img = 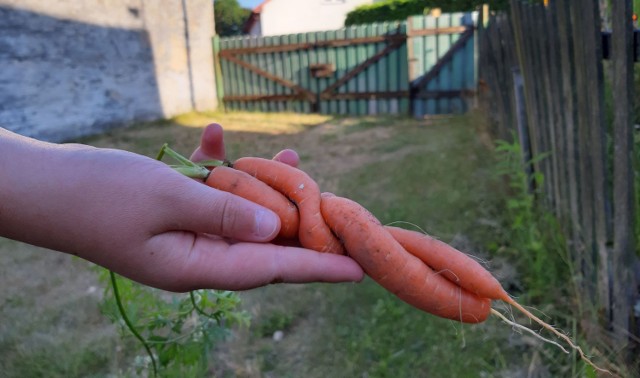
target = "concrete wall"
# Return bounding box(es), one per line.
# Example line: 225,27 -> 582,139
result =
0,0 -> 217,142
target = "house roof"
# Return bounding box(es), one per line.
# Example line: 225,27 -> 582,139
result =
242,0 -> 271,33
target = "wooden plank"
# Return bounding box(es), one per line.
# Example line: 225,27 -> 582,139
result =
308,31 -> 319,113
388,24 -> 401,114
556,0 -> 581,242
316,30 -> 329,114
377,22 -> 389,114
241,37 -> 253,111
407,25 -> 469,37
320,35 -> 404,100
535,4 -> 558,208
416,89 -> 475,99
397,22 -> 410,115
218,34 -> 406,55
408,15 -> 421,117
282,33 -> 294,112
570,0 -> 597,304
610,0 -> 637,347
479,16 -> 506,134
264,35 -> 276,112
524,3 -> 548,194
346,26 -> 358,115
274,35 -> 285,112
289,33 -> 301,113
336,28 -> 348,114
511,1 -> 541,181
412,29 -> 474,96
356,24 -> 367,115
298,32 -> 311,113
440,13 -> 454,113
224,94 -> 307,101
221,51 -> 315,103
546,0 -> 569,218
424,15 -> 437,115
325,91 -> 409,100
212,36 -> 225,110
366,22 -> 377,115
228,37 -> 241,111
256,36 -> 269,112
583,0 -> 611,318
326,29 -> 338,114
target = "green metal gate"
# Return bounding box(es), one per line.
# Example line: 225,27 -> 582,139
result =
215,12 -> 477,117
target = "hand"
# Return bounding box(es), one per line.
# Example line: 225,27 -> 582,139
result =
0,127 -> 364,292
190,123 -> 300,167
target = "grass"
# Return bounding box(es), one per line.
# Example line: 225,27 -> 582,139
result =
1,110 -> 584,377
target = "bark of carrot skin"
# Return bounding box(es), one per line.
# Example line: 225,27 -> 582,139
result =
233,157 -> 345,255
205,166 -> 300,239
385,226 -> 506,300
321,193 -> 491,323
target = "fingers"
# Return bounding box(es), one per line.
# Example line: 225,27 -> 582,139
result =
190,123 -> 225,162
170,177 -> 281,242
191,123 -> 299,168
185,240 -> 364,291
272,148 -> 299,168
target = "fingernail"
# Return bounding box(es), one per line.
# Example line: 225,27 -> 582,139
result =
254,209 -> 279,239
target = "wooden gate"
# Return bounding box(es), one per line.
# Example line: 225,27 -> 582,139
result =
215,12 -> 477,117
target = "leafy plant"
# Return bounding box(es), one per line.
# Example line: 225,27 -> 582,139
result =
344,0 -> 510,26
98,270 -> 249,377
214,0 -> 251,36
493,137 -> 570,301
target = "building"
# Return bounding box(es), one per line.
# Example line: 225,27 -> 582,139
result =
244,0 -> 376,36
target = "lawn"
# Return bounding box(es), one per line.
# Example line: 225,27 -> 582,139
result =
0,111 -> 575,377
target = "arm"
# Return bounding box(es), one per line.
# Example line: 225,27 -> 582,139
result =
0,127 -> 363,291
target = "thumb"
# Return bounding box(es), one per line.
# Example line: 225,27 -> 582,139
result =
170,177 -> 281,242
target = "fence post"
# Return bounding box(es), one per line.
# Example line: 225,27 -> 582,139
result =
512,67 -> 534,192
611,0 -> 639,354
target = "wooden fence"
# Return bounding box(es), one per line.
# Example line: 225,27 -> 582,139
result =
478,0 -> 638,356
214,13 -> 477,118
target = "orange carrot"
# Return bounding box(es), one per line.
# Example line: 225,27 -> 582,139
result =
385,226 -> 615,376
233,157 -> 344,254
385,226 -> 504,300
320,193 -> 491,323
205,166 -> 300,239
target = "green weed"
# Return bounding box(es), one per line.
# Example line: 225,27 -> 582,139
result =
493,137 -> 570,301
97,270 -> 249,377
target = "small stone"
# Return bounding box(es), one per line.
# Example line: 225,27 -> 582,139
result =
272,330 -> 284,342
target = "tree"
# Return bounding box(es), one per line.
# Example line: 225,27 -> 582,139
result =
345,0 -> 510,26
214,0 -> 251,36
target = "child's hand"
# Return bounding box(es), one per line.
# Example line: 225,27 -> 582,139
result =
0,127 -> 364,292
190,123 -> 300,167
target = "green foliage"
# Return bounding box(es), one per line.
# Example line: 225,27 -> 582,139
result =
214,0 -> 251,36
254,311 -> 294,338
344,0 -> 510,26
98,270 -> 249,376
493,137 -> 570,301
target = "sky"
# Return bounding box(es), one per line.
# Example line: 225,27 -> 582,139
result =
238,0 -> 262,10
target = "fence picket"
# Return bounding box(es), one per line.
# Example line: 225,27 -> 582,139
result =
479,0 -> 640,355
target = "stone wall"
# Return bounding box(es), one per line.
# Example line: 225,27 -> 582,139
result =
0,0 -> 217,142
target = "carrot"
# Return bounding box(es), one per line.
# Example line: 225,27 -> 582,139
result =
205,166 -> 299,239
159,143 -> 616,375
233,157 -> 344,254
320,193 -> 491,323
385,226 -> 616,376
385,226 -> 503,299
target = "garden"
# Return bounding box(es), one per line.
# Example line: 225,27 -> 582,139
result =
2,110 -> 623,377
